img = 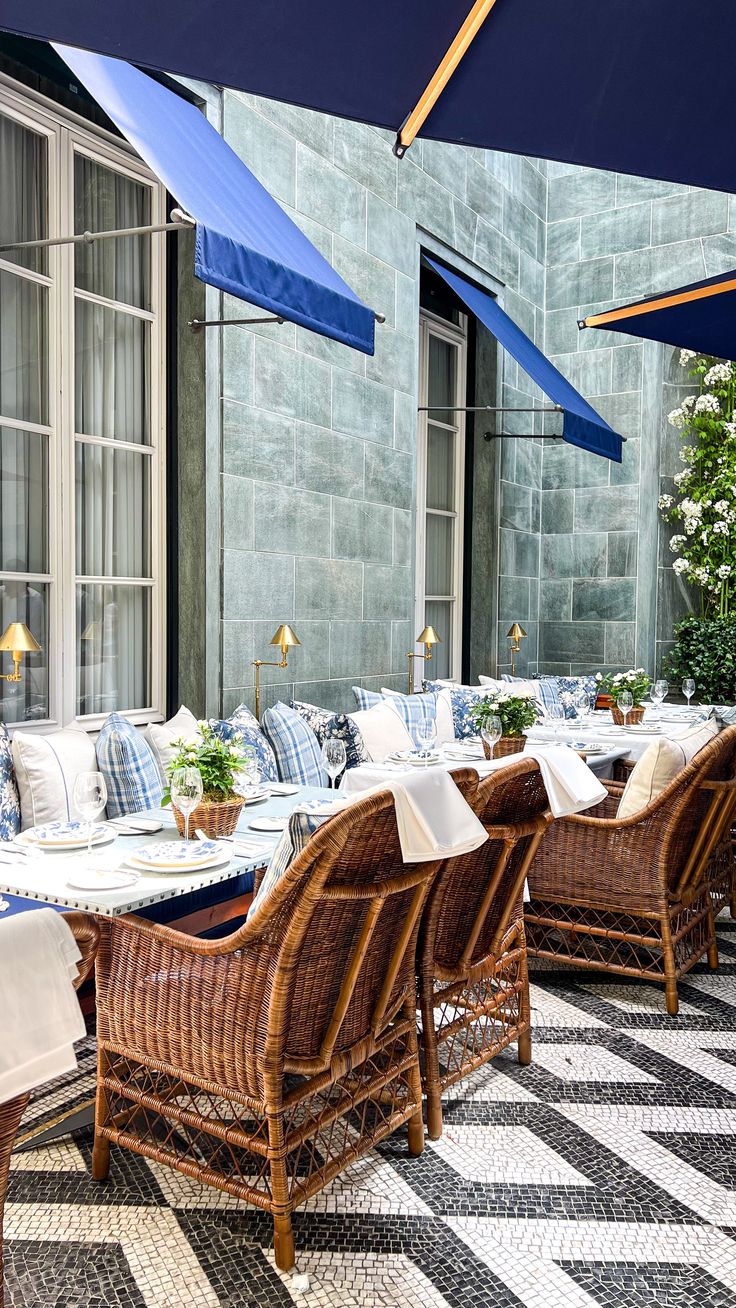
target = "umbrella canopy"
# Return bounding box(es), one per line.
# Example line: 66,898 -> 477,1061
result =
580,271 -> 736,361
1,1 -> 734,192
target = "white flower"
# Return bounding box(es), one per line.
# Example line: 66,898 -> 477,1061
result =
724,422 -> 736,439
684,518 -> 699,535
613,673 -> 623,682
718,563 -> 732,578
713,520 -> 730,535
595,672 -> 602,681
672,558 -> 690,574
704,362 -> 733,387
679,498 -> 702,518
673,470 -> 690,487
678,445 -> 695,463
668,534 -> 686,552
694,393 -> 720,415
658,493 -> 674,510
681,394 -> 696,411
714,499 -> 730,513
667,407 -> 686,429
679,349 -> 697,366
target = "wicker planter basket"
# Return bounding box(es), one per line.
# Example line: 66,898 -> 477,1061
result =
610,705 -> 645,727
173,794 -> 245,839
482,735 -> 526,760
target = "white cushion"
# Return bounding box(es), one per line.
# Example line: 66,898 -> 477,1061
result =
434,688 -> 455,744
147,705 -> 199,779
482,674 -> 542,702
348,701 -> 414,762
618,717 -> 719,819
478,675 -> 507,693
12,728 -> 99,830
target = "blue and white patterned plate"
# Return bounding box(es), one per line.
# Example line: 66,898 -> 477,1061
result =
128,839 -> 223,870
20,821 -> 111,849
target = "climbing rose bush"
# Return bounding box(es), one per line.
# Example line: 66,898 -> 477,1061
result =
659,349 -> 736,618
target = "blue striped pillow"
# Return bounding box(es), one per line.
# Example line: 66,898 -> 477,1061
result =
96,713 -> 163,819
261,702 -> 328,786
352,686 -> 383,711
247,809 -> 325,918
381,689 -> 438,746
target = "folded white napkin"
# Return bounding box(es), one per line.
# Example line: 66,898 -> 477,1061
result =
343,767 -> 487,863
523,745 -> 607,818
0,909 -> 87,1101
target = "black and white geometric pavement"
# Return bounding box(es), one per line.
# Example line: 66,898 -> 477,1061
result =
6,914 -> 736,1307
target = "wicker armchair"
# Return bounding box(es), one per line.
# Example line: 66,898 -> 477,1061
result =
1,912 -> 99,1308
524,726 -> 736,1015
90,785 -> 467,1272
417,758 -> 551,1138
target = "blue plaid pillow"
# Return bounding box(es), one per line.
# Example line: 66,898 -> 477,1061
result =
95,713 -> 163,819
502,675 -> 559,716
210,704 -> 278,782
247,809 -> 325,919
261,702 -> 328,786
0,724 -> 20,841
352,686 -> 383,711
381,689 -> 438,746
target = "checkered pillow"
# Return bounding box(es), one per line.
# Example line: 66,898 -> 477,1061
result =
290,700 -> 368,769
381,689 -> 438,746
95,712 -> 163,819
209,704 -> 278,781
502,674 -> 559,716
352,686 -> 383,711
247,809 -> 325,918
0,723 -> 20,841
261,702 -> 328,785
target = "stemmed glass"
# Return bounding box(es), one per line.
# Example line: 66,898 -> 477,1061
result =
652,679 -> 669,709
682,678 -> 696,708
574,691 -> 591,730
415,719 -> 438,760
547,703 -> 565,738
170,766 -> 203,844
322,738 -> 347,788
618,690 -> 634,728
481,715 -> 502,760
73,771 -> 108,856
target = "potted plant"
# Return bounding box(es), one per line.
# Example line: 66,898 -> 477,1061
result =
470,690 -> 538,758
164,720 -> 254,838
596,669 -> 651,725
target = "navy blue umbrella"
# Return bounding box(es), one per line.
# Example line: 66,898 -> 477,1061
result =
581,271 -> 736,361
0,1 -> 734,193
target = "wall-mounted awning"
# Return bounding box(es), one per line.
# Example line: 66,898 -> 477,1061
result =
580,271 -> 736,361
426,258 -> 621,462
51,45 -> 375,355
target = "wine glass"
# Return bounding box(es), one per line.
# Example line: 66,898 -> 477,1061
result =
652,678 -> 668,707
170,766 -> 203,844
547,703 -> 565,738
481,715 -> 502,760
682,678 -> 695,708
415,719 -> 438,760
618,690 -> 633,728
73,771 -> 108,856
322,738 -> 347,788
574,691 -> 591,729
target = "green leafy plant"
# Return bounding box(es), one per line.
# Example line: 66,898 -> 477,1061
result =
162,721 -> 253,804
659,350 -> 736,618
596,668 -> 651,706
663,616 -> 736,703
470,691 -> 538,738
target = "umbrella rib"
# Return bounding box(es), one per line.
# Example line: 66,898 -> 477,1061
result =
394,0 -> 500,157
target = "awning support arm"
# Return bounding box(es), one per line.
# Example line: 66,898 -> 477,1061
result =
189,309 -> 386,331
0,208 -> 195,254
417,404 -> 563,413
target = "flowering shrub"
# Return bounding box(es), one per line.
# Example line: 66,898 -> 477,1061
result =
470,690 -> 538,738
596,668 -> 651,707
163,720 -> 253,803
660,350 -> 736,617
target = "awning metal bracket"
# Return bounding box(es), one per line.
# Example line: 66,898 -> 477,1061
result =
0,208 -> 195,254
419,402 -> 626,440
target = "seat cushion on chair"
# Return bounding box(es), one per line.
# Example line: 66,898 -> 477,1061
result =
348,700 -> 414,761
617,717 -> 720,818
209,704 -> 278,782
0,723 -> 20,841
12,728 -> 99,829
290,701 -> 368,770
381,688 -> 438,746
261,702 -> 328,785
96,713 -> 163,818
247,809 -> 326,918
148,705 -> 200,779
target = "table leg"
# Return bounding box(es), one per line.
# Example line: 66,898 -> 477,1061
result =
14,1097 -> 96,1153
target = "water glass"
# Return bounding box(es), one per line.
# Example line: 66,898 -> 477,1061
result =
651,679 -> 668,713
481,715 -> 502,759
415,720 -> 438,759
574,691 -> 591,728
547,703 -> 565,737
682,678 -> 695,707
170,766 -> 203,844
618,690 -> 634,727
73,771 -> 108,855
322,738 -> 347,788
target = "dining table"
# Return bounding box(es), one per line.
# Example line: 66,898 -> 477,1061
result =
525,703 -> 712,763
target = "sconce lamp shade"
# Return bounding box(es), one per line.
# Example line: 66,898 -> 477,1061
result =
416,625 -> 441,647
270,623 -> 300,651
0,622 -> 41,653
506,622 -> 527,641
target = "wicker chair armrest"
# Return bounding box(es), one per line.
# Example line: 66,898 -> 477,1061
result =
61,912 -> 100,988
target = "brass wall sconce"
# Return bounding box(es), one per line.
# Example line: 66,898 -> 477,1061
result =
506,622 -> 527,676
0,622 -> 41,682
252,623 -> 300,719
407,625 -> 441,694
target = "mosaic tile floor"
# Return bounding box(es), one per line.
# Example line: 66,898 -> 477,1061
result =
6,914 -> 736,1308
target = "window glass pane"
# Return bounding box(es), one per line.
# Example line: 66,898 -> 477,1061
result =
427,424 -> 455,511
427,333 -> 456,422
75,444 -> 150,578
0,114 -> 47,275
76,583 -> 151,715
0,270 -> 48,426
0,577 -> 48,723
425,600 -> 451,680
425,513 -> 453,597
74,155 -> 151,310
0,426 -> 48,573
75,300 -> 150,443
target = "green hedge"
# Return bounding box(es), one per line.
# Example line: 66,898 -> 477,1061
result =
663,616 -> 736,702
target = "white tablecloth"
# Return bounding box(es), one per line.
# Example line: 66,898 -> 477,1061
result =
527,707 -> 710,762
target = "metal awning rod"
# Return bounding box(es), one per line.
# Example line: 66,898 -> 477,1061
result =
190,309 -> 386,329
417,404 -> 563,413
0,208 -> 195,254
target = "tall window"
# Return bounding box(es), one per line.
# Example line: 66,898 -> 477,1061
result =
0,81 -> 166,728
416,309 -> 467,680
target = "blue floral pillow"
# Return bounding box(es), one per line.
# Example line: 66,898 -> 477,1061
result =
448,688 -> 490,740
290,700 -> 368,770
210,703 -> 278,782
0,723 -> 20,841
554,675 -> 599,719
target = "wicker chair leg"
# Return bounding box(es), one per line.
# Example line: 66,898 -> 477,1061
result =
517,1028 -> 532,1066
407,1034 -> 425,1156
660,912 -> 680,1017
707,903 -> 719,971
1,1092 -> 30,1308
517,939 -> 532,1066
273,1214 -> 295,1273
91,1049 -> 111,1182
418,984 -> 443,1140
91,1133 -> 110,1182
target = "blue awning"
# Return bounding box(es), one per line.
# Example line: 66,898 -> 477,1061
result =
426,259 -> 621,463
581,270 -> 736,361
2,4 -> 736,195
55,45 -> 375,355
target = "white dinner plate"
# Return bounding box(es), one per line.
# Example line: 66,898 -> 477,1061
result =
268,783 -> 299,796
239,790 -> 271,806
125,851 -> 232,876
66,868 -> 139,891
248,817 -> 288,832
18,822 -> 113,851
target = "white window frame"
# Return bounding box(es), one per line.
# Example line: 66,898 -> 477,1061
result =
0,74 -> 167,731
415,308 -> 467,681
